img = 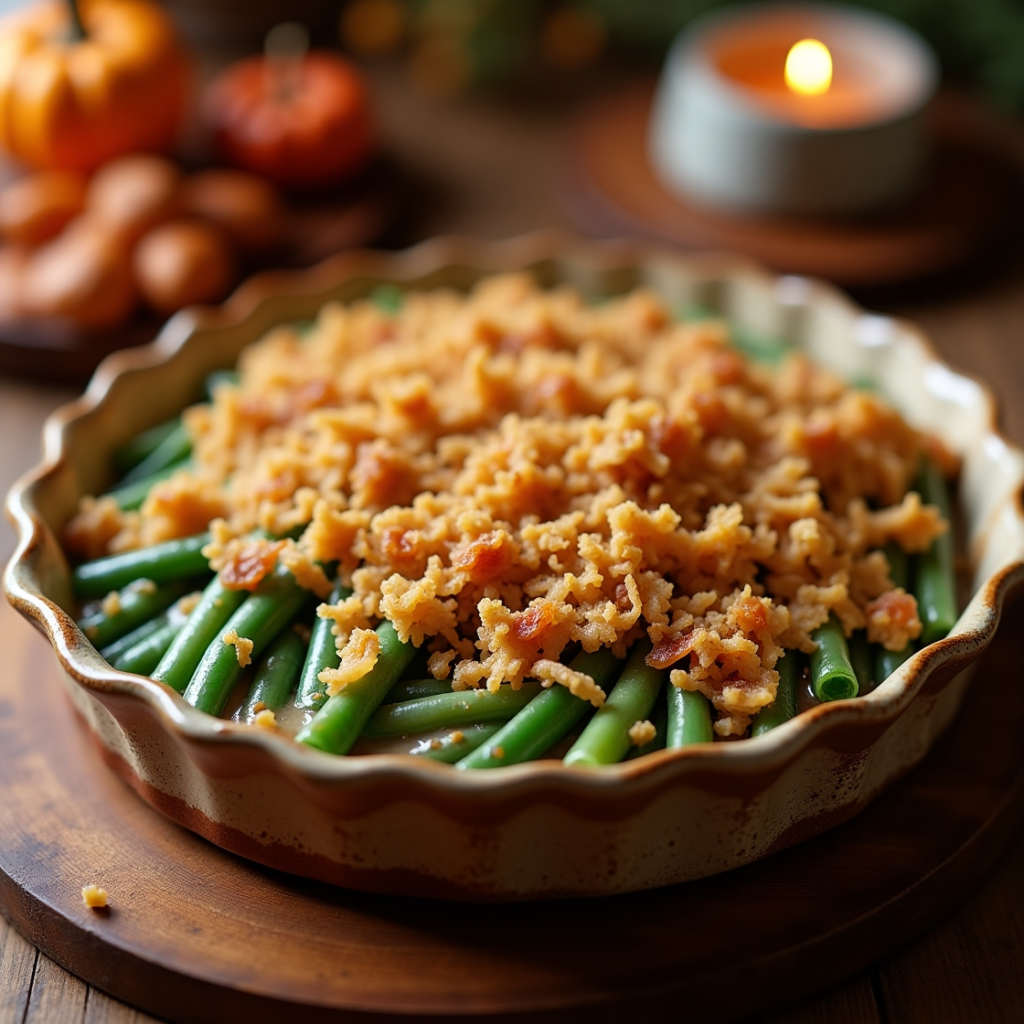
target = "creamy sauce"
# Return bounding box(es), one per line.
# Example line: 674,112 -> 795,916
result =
797,668 -> 822,715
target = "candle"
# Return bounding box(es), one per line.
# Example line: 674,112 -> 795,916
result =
648,2 -> 939,216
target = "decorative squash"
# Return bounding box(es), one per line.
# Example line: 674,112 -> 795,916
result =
0,168 -> 87,246
0,0 -> 189,171
0,245 -> 28,319
203,50 -> 373,190
180,169 -> 284,253
86,153 -> 181,243
23,217 -> 136,328
132,219 -> 236,315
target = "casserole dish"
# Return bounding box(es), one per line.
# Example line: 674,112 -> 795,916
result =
6,233 -> 1024,900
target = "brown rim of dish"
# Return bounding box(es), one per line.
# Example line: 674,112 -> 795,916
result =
5,231 -> 1024,792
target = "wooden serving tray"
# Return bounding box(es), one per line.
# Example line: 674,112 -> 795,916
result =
0,596 -> 1021,1023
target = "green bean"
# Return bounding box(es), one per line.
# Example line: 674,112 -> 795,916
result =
113,600 -> 193,675
875,644 -> 914,684
564,640 -> 664,767
294,580 -> 351,710
275,524 -> 309,543
809,613 -> 859,701
410,723 -> 503,764
679,305 -> 795,364
915,459 -> 958,644
847,630 -> 874,693
241,628 -> 308,719
874,542 -> 915,684
99,611 -> 171,664
183,567 -> 309,716
205,369 -> 240,399
384,677 -> 454,703
78,579 -> 191,649
104,459 -> 190,511
295,620 -> 416,755
151,575 -> 248,693
751,651 -> 802,736
117,421 -> 191,486
885,541 -> 909,590
729,324 -> 791,366
362,683 -> 543,739
455,649 -> 622,770
666,687 -> 713,747
72,533 -> 211,599
113,418 -> 180,475
398,641 -> 430,676
369,283 -> 403,314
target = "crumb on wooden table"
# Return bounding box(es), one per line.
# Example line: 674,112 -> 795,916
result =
81,884 -> 108,909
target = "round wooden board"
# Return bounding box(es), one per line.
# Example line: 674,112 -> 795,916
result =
0,601 -> 1022,1024
566,85 -> 1023,287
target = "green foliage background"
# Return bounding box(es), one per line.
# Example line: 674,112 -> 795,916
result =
400,0 -> 1024,109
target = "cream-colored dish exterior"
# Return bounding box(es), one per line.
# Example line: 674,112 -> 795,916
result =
6,235 -> 1024,900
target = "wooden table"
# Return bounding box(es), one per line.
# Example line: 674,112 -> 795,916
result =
2,65 -> 1023,1022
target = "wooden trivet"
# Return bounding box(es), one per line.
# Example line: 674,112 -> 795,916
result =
566,85 -> 1023,287
0,597 -> 1021,1024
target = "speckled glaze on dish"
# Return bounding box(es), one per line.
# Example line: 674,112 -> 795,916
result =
6,235 -> 1024,901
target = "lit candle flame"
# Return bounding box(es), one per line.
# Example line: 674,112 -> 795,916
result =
785,39 -> 832,96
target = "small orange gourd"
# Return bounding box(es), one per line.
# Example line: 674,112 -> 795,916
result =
23,217 -> 136,328
0,168 -> 87,246
0,0 -> 189,171
132,220 -> 236,315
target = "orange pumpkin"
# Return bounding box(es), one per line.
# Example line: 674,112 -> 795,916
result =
203,51 -> 373,190
0,0 -> 189,171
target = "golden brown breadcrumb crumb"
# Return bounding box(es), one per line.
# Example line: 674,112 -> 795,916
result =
222,628 -> 254,667
319,627 -> 380,695
532,658 -> 606,707
629,720 -> 657,746
81,884 -> 108,909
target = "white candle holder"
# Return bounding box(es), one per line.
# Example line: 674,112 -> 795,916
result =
649,2 -> 939,217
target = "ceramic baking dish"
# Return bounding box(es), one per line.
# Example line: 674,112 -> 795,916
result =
6,233 -> 1024,900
